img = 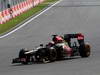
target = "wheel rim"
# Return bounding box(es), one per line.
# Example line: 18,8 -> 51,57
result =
42,57 -> 50,63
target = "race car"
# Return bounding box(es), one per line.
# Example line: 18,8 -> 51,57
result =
12,44 -> 57,64
12,33 -> 91,64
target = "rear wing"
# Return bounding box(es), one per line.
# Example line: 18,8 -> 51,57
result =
64,33 -> 85,47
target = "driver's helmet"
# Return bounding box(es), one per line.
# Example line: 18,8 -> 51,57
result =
53,36 -> 64,43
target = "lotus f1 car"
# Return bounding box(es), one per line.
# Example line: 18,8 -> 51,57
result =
12,33 -> 91,64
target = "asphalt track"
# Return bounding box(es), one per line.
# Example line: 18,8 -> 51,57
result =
0,0 -> 100,75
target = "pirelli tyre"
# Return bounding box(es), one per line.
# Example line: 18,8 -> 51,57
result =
19,49 -> 28,64
42,48 -> 57,63
35,48 -> 50,63
79,44 -> 91,58
49,48 -> 57,62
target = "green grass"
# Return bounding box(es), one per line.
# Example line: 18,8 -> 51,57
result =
0,0 -> 58,35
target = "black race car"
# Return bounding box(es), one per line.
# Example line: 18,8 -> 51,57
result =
12,33 -> 91,64
12,44 -> 57,64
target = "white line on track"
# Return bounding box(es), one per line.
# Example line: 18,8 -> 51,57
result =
0,0 -> 63,39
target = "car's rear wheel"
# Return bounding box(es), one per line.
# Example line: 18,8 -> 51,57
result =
79,44 -> 91,57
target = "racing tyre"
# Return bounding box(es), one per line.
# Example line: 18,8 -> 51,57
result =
79,44 -> 91,57
36,48 -> 50,63
49,48 -> 57,62
19,49 -> 28,64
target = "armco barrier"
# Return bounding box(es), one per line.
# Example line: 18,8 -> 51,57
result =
0,0 -> 45,24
